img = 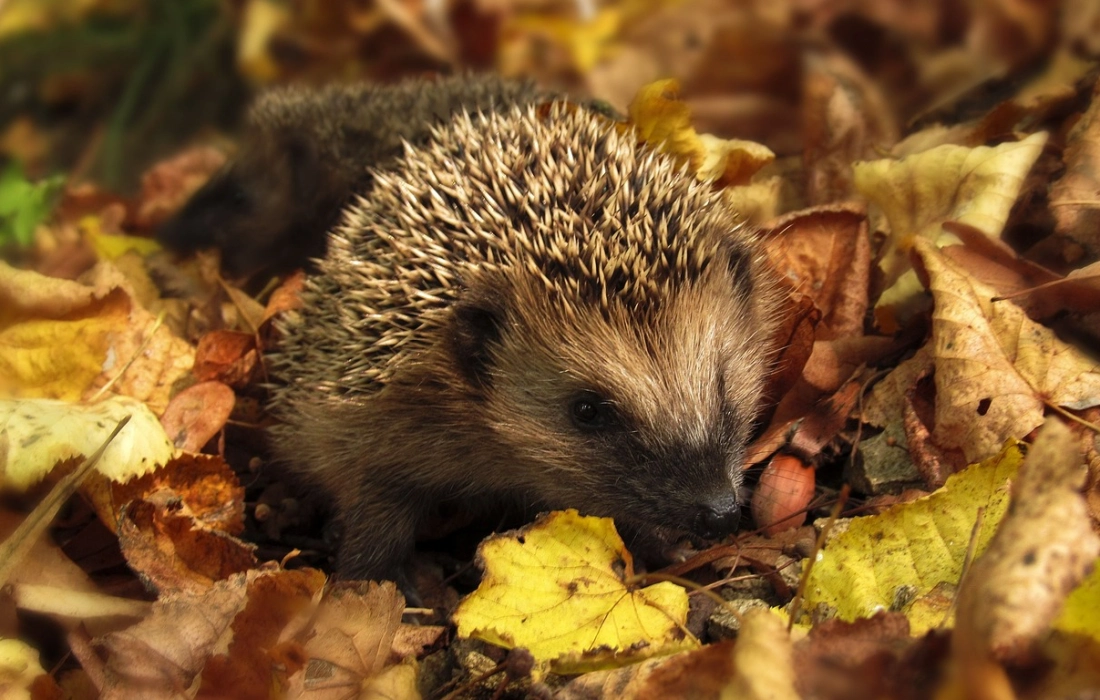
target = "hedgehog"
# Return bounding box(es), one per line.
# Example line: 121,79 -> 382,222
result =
157,74 -> 545,278
266,101 -> 783,582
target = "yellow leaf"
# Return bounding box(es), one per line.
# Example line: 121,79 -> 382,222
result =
453,510 -> 696,676
724,609 -> 799,700
954,419 -> 1100,660
86,217 -> 162,260
854,132 -> 1047,324
0,638 -> 48,700
628,80 -> 774,188
1058,566 -> 1100,641
237,0 -> 289,83
0,396 -> 175,491
804,442 -> 1023,635
0,261 -> 193,413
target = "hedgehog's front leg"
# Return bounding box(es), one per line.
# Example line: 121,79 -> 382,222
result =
335,479 -> 424,583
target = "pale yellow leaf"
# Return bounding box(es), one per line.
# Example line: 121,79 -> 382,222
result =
0,396 -> 175,491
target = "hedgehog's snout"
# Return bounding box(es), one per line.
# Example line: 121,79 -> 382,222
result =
691,493 -> 741,540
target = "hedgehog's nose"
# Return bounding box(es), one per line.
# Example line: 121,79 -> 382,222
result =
692,495 -> 741,540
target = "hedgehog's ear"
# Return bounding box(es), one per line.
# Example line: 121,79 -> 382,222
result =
720,238 -> 756,299
450,277 -> 511,388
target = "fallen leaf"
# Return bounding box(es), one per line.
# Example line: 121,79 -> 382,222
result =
792,613 -> 923,700
910,240 -> 1100,463
557,610 -> 796,700
854,132 -> 1048,330
0,396 -> 174,491
91,571 -> 252,699
133,146 -> 226,230
280,581 -> 443,699
0,261 -> 193,413
804,441 -> 1023,635
802,52 -> 899,205
94,452 -> 246,536
954,419 -> 1100,665
199,569 -> 327,700
762,204 -> 871,339
158,382 -> 235,453
725,608 -> 799,700
117,500 -> 257,596
453,509 -> 697,676
193,331 -> 260,388
629,79 -> 775,188
0,638 -> 59,700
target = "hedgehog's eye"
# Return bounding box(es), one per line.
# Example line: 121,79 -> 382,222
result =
571,391 -> 611,429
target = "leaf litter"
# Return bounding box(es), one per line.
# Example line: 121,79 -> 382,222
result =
3,3 -> 1100,698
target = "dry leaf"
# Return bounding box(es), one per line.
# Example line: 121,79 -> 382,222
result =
762,204 -> 871,339
92,452 -> 246,536
954,419 -> 1100,666
193,331 -> 260,387
913,240 -> 1100,463
281,581 -> 442,699
724,608 -> 798,700
629,79 -> 775,188
158,381 -> 236,453
854,132 -> 1048,331
117,499 -> 256,596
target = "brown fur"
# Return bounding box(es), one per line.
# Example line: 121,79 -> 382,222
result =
267,102 -> 782,580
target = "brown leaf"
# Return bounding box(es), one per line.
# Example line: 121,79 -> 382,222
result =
954,419 -> 1100,670
200,569 -> 328,700
133,147 -> 226,231
158,381 -> 236,453
748,336 -> 897,464
94,573 -> 252,700
193,330 -> 260,387
280,581 -> 443,698
98,453 -> 246,536
802,52 -> 899,205
118,501 -> 256,596
260,270 -> 306,329
1049,72 -> 1100,255
793,613 -> 926,700
911,240 -> 1100,462
762,204 -> 871,339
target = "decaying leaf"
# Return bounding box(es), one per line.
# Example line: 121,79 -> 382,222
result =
866,240 -> 1100,464
91,452 -> 246,536
804,442 -> 1023,635
280,581 -> 443,699
453,509 -> 696,675
157,381 -> 235,452
954,419 -> 1100,665
724,608 -> 799,700
117,500 -> 257,596
1049,72 -> 1100,254
0,396 -> 174,491
761,204 -> 870,339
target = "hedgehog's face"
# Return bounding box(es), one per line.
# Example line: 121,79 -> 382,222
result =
451,252 -> 776,545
